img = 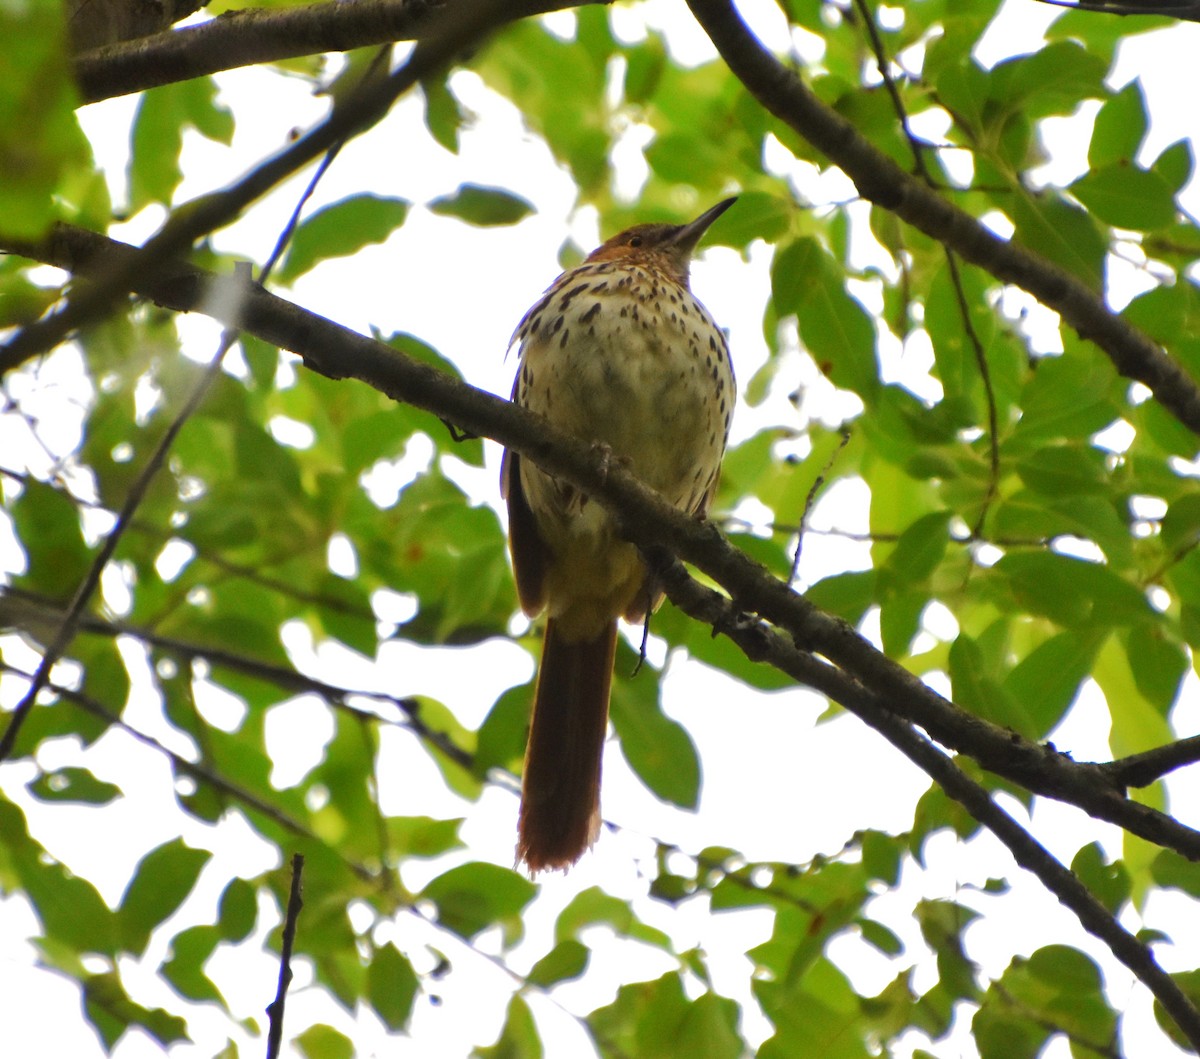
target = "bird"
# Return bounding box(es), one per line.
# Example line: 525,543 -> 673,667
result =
500,198 -> 737,872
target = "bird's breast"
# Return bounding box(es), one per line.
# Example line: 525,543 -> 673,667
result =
515,263 -> 734,506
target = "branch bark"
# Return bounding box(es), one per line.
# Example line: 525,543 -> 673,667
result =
10,220 -> 1200,865
641,553 -> 1200,1051
685,0 -> 1200,439
74,0 -> 609,103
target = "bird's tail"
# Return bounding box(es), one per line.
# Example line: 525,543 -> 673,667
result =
517,617 -> 617,872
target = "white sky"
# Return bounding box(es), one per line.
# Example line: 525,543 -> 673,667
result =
3,0 -> 1200,1055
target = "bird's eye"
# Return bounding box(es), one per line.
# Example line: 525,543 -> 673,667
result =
628,235 -> 643,247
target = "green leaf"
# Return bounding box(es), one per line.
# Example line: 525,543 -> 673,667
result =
526,939 -> 589,987
1154,139 -> 1193,194
1089,82 -> 1147,169
278,194 -> 411,283
996,553 -> 1148,629
218,878 -> 258,942
83,971 -> 189,1050
554,886 -> 673,950
297,1024 -> 355,1059
1071,164 -> 1177,232
476,995 -> 542,1059
1010,351 -> 1118,446
1071,843 -> 1130,914
771,237 -> 879,399
706,189 -> 792,248
386,816 -> 464,859
28,767 -> 120,805
2,797 -> 119,956
429,183 -> 535,227
1002,628 -> 1104,738
986,41 -> 1108,120
1009,189 -> 1106,292
161,925 -> 222,1003
590,974 -> 742,1059
1154,970 -> 1200,1053
367,943 -> 419,1031
10,480 -> 93,600
935,60 -> 988,135
422,74 -> 464,153
421,863 -> 536,944
881,512 -> 952,588
0,4 -> 100,239
1124,622 -> 1187,714
754,958 -> 874,1059
609,642 -> 700,809
129,78 -> 233,210
119,839 -> 212,955
1152,849 -> 1200,898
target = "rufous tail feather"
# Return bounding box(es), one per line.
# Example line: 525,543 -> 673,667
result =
517,618 -> 617,872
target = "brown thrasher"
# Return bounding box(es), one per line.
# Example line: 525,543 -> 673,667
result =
501,198 -> 737,872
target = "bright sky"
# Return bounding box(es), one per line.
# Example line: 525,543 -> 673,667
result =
3,0 -> 1200,1055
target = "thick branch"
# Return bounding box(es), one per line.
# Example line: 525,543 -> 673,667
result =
74,0 -> 608,103
636,556 -> 1200,1050
685,0 -> 1200,438
9,221 -> 1200,864
1,0 -> 513,373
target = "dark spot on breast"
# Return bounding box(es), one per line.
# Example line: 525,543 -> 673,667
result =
581,302 -> 602,323
550,314 -> 565,335
560,328 -> 571,349
559,282 -> 590,310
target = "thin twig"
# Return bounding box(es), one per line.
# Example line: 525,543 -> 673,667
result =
1103,735 -> 1200,790
1,0 -> 509,373
684,0 -> 1200,438
265,853 -> 305,1059
788,430 -> 849,588
852,0 -> 1000,537
0,584 -> 477,771
0,318 -> 242,761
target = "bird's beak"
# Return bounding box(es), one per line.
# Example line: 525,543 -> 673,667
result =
671,197 -> 738,253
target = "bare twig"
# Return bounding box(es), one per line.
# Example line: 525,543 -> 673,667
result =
0,584 -> 477,770
0,316 -> 241,761
1103,735 -> 1200,789
265,853 -> 305,1059
787,430 -> 849,588
852,0 -> 1000,537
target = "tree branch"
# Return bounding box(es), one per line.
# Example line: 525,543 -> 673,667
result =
9,221 -> 1200,866
1,0 -> 514,374
684,0 -> 1200,438
73,0 -> 610,103
0,583 -> 477,772
646,552 -> 1200,1050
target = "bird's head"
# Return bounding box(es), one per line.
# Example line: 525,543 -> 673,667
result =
585,197 -> 737,285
